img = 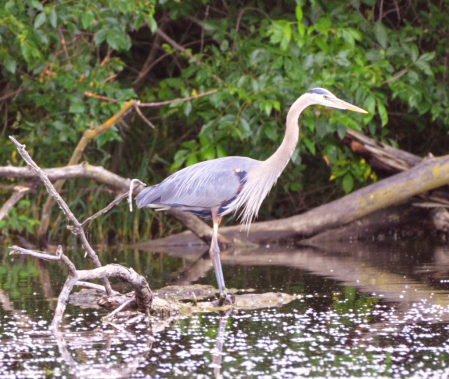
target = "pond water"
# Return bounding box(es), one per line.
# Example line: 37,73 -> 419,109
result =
2,239 -> 449,378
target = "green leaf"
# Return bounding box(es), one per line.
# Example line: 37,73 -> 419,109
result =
264,102 -> 272,116
376,99 -> 388,126
106,31 -> 120,50
34,12 -> 46,29
363,95 -> 376,115
186,154 -> 198,166
295,5 -> 303,22
409,44 -> 419,62
201,146 -> 215,160
68,102 -> 86,114
336,123 -> 347,138
374,22 -> 388,49
415,60 -> 433,76
220,39 -> 229,51
304,138 -> 316,155
3,56 -> 16,73
238,117 -> 251,137
49,8 -> 57,28
81,11 -> 94,30
184,101 -> 192,116
418,52 -> 435,62
216,144 -> 227,158
315,37 -> 329,53
164,78 -> 183,89
342,173 -> 354,193
96,128 -> 121,148
94,29 -> 107,45
30,0 -> 44,11
147,14 -> 157,33
280,23 -> 292,51
347,27 -> 362,41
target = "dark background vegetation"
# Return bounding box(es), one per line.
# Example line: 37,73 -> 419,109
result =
1,0 -> 448,244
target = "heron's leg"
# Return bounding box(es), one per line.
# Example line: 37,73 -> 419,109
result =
210,208 -> 226,294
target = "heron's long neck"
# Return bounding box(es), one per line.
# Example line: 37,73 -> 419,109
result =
229,94 -> 313,227
265,95 -> 312,172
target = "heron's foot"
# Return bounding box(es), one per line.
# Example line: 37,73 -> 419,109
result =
218,291 -> 235,307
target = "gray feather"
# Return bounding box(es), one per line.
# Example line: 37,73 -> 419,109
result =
136,156 -> 259,213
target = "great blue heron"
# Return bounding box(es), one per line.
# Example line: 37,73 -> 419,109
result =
136,88 -> 367,303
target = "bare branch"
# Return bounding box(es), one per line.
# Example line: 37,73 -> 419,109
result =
57,27 -> 73,69
9,136 -> 113,295
134,105 -> 156,129
81,191 -> 129,228
102,297 -> 135,322
84,91 -> 117,102
382,69 -> 407,85
139,89 -> 217,107
0,160 -> 217,247
10,245 -> 77,275
75,281 -> 110,292
0,86 -> 27,103
76,265 -> 153,312
156,28 -> 223,84
10,245 -> 61,261
10,244 -> 152,328
0,163 -> 133,191
9,138 -> 81,227
0,185 -> 32,222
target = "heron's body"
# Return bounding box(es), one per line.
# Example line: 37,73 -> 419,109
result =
136,156 -> 258,219
136,88 -> 367,303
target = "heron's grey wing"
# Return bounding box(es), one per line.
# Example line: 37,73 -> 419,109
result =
136,157 -> 258,210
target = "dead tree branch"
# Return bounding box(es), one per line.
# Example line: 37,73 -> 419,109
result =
9,244 -> 153,330
0,162 -> 225,246
0,185 -> 33,222
9,136 -> 114,295
80,192 -> 129,228
138,89 -> 218,107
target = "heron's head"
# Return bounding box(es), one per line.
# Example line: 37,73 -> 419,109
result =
306,88 -> 368,113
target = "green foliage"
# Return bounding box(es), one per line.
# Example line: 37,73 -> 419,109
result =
1,0 -> 449,240
0,200 -> 40,239
0,0 -> 155,163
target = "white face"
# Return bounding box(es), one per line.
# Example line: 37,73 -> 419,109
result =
309,90 -> 367,113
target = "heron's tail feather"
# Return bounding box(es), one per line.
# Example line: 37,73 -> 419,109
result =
135,186 -> 160,208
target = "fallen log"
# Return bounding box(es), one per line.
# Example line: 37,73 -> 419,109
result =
342,128 -> 423,174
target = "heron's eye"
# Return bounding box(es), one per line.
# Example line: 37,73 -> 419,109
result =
323,95 -> 327,99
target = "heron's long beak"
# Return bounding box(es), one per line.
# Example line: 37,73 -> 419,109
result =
332,98 -> 368,114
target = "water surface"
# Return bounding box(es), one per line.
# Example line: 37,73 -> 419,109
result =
2,240 -> 449,377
